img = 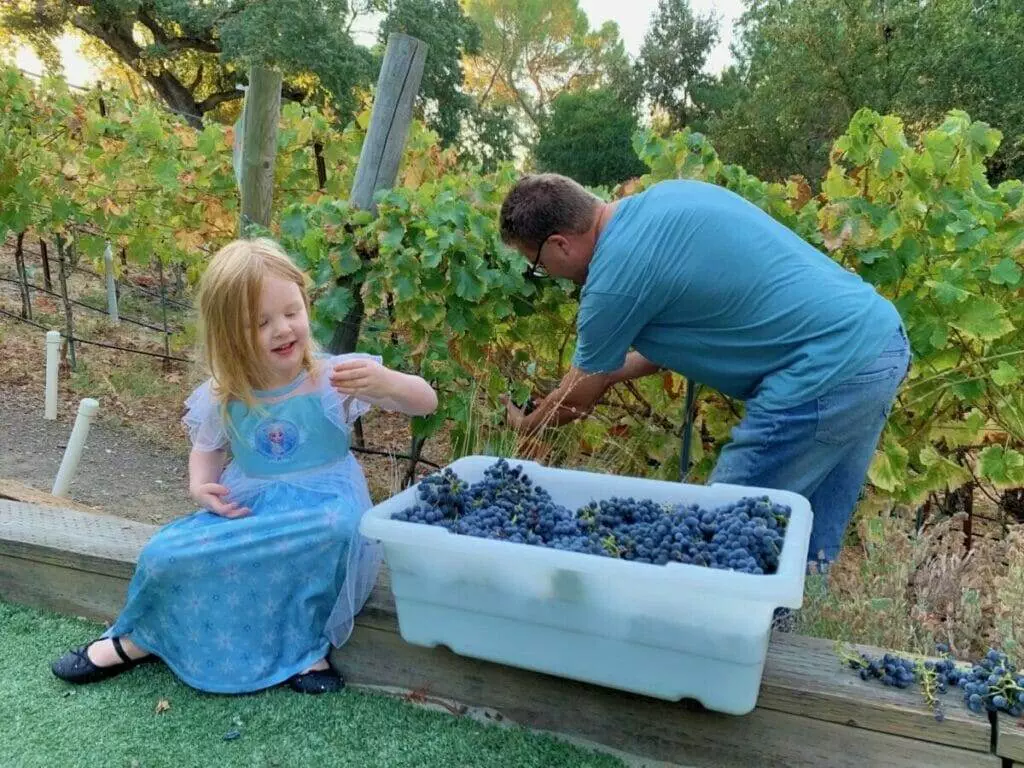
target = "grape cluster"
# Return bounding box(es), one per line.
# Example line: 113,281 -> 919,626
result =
943,646 -> 1024,717
843,642 -> 1024,721
849,652 -> 918,689
391,459 -> 791,574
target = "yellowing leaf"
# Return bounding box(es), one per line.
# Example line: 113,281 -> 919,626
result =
868,437 -> 909,492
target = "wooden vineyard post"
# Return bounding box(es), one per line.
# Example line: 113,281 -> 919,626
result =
238,67 -> 282,234
14,232 -> 31,320
40,239 -> 52,291
328,32 -> 428,357
155,257 -> 171,370
55,234 -> 76,370
103,241 -> 119,325
326,33 -> 428,475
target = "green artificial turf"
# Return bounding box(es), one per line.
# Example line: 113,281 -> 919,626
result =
0,601 -> 623,768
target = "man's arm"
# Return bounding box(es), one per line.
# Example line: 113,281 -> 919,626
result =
608,351 -> 661,385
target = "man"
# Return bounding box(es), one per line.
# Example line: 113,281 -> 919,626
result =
499,173 -> 910,563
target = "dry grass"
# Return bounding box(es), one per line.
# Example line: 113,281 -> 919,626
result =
795,500 -> 1024,665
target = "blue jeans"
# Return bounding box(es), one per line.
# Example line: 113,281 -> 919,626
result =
709,327 -> 911,564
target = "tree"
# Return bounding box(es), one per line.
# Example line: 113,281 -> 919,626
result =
376,0 -> 482,146
533,88 -> 646,187
462,0 -> 629,131
2,0 -> 375,127
635,0 -> 720,131
706,0 -> 1024,183
900,0 -> 1024,181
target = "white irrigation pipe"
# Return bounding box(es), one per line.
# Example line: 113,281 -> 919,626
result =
52,397 -> 99,497
44,329 -> 60,420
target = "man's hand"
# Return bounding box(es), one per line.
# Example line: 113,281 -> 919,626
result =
502,396 -> 527,430
505,367 -> 613,436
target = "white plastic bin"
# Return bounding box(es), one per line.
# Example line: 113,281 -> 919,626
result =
359,455 -> 812,715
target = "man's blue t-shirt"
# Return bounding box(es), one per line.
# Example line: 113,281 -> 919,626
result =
572,179 -> 903,410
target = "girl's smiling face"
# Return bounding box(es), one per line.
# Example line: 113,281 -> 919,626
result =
257,275 -> 310,387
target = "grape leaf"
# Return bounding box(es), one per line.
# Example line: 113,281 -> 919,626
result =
990,258 -> 1022,286
868,438 -> 909,492
950,297 -> 1014,340
992,361 -> 1022,387
978,445 -> 1024,488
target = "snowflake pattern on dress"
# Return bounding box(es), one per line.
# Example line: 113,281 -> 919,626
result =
103,353 -> 386,694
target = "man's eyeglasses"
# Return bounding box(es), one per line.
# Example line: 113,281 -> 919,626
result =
526,234 -> 551,280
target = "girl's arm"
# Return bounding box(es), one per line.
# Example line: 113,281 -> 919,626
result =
189,448 -> 250,518
329,359 -> 438,417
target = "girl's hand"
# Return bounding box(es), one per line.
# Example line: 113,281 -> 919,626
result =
330,359 -> 397,400
192,482 -> 250,518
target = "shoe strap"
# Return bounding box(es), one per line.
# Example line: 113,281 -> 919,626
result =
110,636 -> 134,665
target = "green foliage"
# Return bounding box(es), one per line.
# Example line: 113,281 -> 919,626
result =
533,89 -> 646,187
2,1 -> 374,125
705,0 -> 1024,185
462,0 -> 630,131
4,65 -> 1022,507
278,162 -> 576,448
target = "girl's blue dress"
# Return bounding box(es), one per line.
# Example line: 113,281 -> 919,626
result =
103,353 -> 384,694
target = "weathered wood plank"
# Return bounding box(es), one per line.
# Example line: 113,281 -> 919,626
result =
0,553 -> 129,624
238,66 -> 282,233
997,712 -> 1024,763
0,479 -> 101,514
335,625 -> 999,768
0,501 -> 999,764
0,499 -> 153,579
759,633 -> 990,753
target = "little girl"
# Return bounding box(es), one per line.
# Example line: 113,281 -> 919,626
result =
50,237 -> 437,694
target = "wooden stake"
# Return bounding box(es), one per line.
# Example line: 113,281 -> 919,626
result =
14,232 -> 31,320
55,234 -> 76,370
238,67 -> 282,234
329,32 -> 428,356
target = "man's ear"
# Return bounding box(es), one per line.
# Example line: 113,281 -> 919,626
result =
547,234 -> 570,252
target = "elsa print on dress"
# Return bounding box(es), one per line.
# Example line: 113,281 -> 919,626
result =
254,417 -> 301,461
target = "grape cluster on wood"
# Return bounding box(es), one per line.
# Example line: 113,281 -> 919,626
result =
391,459 -> 791,574
843,642 -> 1024,721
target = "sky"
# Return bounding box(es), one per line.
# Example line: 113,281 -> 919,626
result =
14,0 -> 745,89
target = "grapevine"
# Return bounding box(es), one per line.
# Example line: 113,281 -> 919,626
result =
2,65 -> 1022,508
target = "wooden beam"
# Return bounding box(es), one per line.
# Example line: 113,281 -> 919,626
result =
0,501 -> 1002,767
997,712 -> 1024,763
238,66 -> 282,234
336,628 -> 999,768
0,479 -> 101,515
329,32 -> 428,355
349,33 -> 428,213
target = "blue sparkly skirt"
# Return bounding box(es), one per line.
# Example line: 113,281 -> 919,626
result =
104,455 -> 380,694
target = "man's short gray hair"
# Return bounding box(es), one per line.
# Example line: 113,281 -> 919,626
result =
499,173 -> 601,250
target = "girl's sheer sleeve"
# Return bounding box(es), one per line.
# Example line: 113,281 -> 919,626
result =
181,379 -> 229,451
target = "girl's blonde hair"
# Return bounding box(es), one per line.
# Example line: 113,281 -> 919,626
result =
197,237 -> 318,408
